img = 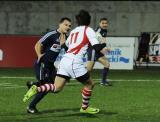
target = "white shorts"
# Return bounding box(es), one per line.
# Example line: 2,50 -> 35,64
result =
57,55 -> 87,78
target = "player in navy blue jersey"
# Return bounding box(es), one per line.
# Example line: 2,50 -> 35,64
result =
87,18 -> 112,86
25,17 -> 71,114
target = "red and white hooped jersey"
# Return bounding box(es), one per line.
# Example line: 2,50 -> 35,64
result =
65,26 -> 99,60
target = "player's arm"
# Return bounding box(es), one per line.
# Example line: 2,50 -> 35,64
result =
61,33 -> 71,51
35,41 -> 44,62
96,31 -> 110,52
60,33 -> 68,51
35,33 -> 51,62
96,32 -> 107,44
86,27 -> 106,54
36,32 -> 54,61
35,41 -> 43,57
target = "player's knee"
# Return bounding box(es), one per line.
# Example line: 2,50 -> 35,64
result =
86,80 -> 95,88
104,63 -> 110,68
87,66 -> 92,72
53,87 -> 62,93
53,89 -> 61,93
87,68 -> 92,73
53,85 -> 63,93
91,81 -> 95,88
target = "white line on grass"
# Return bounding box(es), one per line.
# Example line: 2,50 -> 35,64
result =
0,83 -> 12,85
0,76 -> 160,89
0,84 -> 15,86
0,76 -> 160,82
0,83 -> 25,88
4,86 -> 25,88
0,76 -> 35,79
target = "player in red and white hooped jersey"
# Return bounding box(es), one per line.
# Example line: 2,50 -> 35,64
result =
57,25 -> 100,79
23,10 -> 106,114
66,26 -> 99,58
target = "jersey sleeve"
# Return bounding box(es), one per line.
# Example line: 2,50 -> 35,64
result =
86,27 -> 100,46
95,32 -> 103,42
96,28 -> 107,37
38,32 -> 52,46
96,30 -> 107,44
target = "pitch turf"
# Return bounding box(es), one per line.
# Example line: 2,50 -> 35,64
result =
0,67 -> 160,122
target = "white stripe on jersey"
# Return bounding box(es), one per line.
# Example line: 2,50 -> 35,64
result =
96,28 -> 101,33
39,30 -> 57,43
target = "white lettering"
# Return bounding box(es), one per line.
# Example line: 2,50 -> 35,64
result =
149,44 -> 160,56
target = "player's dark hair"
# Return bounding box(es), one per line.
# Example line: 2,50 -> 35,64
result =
59,17 -> 71,23
100,18 -> 108,22
75,10 -> 91,26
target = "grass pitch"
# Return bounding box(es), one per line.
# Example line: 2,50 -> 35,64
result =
0,67 -> 160,122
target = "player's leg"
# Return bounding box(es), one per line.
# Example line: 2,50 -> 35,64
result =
27,75 -> 54,114
34,58 -> 71,93
27,75 -> 67,113
98,56 -> 112,86
23,76 -> 68,102
23,57 -> 70,102
73,61 -> 99,114
27,92 -> 48,113
86,61 -> 95,73
26,60 -> 43,89
58,56 -> 99,114
25,61 -> 42,113
27,62 -> 55,113
27,62 -> 49,113
76,73 -> 100,114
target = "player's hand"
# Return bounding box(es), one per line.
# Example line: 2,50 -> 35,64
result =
37,53 -> 45,63
60,33 -> 66,45
106,47 -> 111,52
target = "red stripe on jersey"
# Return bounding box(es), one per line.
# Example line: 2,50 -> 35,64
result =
74,32 -> 79,43
67,26 -> 89,54
70,33 -> 74,44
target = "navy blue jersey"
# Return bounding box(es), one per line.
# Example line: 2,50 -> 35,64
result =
87,27 -> 107,61
39,29 -> 63,63
95,27 -> 108,37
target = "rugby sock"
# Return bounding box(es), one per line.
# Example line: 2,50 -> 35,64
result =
102,67 -> 109,83
37,83 -> 55,92
81,88 -> 92,110
29,92 -> 48,108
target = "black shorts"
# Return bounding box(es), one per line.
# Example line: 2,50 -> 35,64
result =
76,72 -> 90,83
34,58 -> 56,83
56,72 -> 90,83
87,47 -> 104,61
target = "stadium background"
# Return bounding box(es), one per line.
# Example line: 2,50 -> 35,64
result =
0,1 -> 160,68
0,1 -> 160,36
